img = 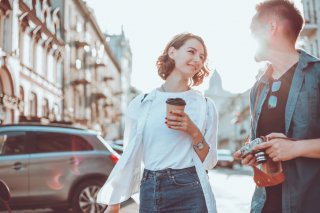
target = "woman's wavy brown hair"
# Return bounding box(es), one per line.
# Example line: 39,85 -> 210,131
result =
156,33 -> 210,86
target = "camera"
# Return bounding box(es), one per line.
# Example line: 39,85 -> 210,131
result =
239,138 -> 267,164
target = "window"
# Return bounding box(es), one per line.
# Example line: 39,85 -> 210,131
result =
312,0 -> 317,24
19,28 -> 24,61
306,2 -> 311,23
29,92 -> 37,117
32,132 -> 93,153
31,39 -> 38,71
0,11 -> 4,49
47,54 -> 53,81
43,47 -> 48,78
0,132 -> 26,155
23,32 -> 30,66
19,86 -> 24,115
36,42 -> 43,74
42,98 -> 49,118
53,103 -> 60,120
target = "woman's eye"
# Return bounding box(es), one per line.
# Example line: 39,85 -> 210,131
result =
188,50 -> 195,54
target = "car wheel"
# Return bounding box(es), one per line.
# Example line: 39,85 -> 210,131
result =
71,179 -> 107,213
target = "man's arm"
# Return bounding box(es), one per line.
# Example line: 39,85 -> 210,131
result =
253,133 -> 320,162
295,138 -> 320,158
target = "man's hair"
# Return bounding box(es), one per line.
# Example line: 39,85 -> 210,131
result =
156,33 -> 210,86
256,0 -> 304,41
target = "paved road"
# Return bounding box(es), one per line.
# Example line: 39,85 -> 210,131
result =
0,199 -> 137,213
1,165 -> 255,213
210,165 -> 255,213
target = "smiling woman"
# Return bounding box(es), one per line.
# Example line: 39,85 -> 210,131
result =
97,32 -> 219,213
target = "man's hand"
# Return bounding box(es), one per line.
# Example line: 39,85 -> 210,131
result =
253,133 -> 298,162
233,150 -> 256,166
104,204 -> 120,213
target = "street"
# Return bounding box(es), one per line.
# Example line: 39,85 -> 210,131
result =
210,166 -> 255,213
0,165 -> 255,213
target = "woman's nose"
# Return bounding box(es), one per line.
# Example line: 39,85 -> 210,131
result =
193,54 -> 202,64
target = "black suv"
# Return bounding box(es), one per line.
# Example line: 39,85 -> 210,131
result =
0,124 -> 120,213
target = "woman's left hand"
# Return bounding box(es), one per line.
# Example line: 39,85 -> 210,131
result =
165,109 -> 199,137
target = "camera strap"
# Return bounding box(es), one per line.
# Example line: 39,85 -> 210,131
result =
253,164 -> 285,187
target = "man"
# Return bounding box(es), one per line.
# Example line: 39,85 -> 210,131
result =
234,1 -> 320,213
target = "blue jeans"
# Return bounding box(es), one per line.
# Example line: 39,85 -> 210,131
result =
139,166 -> 208,213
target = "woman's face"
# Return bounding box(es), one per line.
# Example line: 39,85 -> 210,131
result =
169,38 -> 205,78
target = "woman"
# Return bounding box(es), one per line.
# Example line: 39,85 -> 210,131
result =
97,33 -> 218,213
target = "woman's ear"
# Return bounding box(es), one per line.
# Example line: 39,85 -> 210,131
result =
168,46 -> 176,59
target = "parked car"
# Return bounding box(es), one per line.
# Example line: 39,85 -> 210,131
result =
109,139 -> 124,155
216,149 -> 235,169
0,124 -> 120,213
0,178 -> 11,212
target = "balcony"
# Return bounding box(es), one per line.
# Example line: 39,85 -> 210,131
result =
74,40 -> 89,48
103,76 -> 113,82
94,60 -> 106,69
70,70 -> 92,85
301,22 -> 317,37
92,84 -> 107,99
74,107 -> 91,124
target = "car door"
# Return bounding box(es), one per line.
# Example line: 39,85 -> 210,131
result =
28,131 -> 75,204
0,131 -> 29,205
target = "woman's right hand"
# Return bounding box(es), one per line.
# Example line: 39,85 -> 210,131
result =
104,204 -> 120,213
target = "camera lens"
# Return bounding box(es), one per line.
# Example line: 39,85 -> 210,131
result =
255,151 -> 267,164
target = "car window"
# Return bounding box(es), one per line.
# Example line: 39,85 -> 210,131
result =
0,132 -> 26,155
32,132 -> 93,153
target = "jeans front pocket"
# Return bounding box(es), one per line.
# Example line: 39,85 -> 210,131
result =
171,170 -> 199,187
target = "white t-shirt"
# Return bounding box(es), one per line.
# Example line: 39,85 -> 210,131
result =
143,89 -> 200,170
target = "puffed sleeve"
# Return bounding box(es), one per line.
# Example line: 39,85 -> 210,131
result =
96,94 -> 145,205
201,97 -> 218,170
123,93 -> 146,148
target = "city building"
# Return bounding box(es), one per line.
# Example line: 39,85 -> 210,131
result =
0,0 -> 64,124
52,0 -> 123,138
299,0 -> 320,57
205,70 -> 250,151
105,28 -> 133,138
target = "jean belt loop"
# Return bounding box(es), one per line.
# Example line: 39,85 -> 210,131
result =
143,169 -> 149,181
167,168 -> 172,178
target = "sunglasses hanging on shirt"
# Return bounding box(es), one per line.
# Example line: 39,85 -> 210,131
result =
268,80 -> 281,109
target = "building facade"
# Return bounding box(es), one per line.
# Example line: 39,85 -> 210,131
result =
53,0 -> 123,138
205,70 -> 250,151
0,0 -> 64,125
1,0 -> 133,141
106,28 -> 133,137
299,0 -> 320,57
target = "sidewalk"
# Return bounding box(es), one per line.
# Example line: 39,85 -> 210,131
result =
120,198 -> 139,213
0,198 -> 139,213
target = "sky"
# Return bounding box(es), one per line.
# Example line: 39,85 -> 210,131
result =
87,0 -> 303,94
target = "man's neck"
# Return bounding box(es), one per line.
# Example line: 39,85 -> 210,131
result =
269,49 -> 299,79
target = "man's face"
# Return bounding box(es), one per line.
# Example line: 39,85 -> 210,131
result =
250,14 -> 269,62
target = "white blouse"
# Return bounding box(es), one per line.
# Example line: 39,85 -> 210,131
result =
97,89 -> 218,213
143,89 -> 199,170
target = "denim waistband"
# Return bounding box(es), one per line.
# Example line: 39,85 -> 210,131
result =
143,166 -> 196,179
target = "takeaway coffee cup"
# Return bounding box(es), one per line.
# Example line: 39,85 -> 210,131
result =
165,98 -> 186,117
